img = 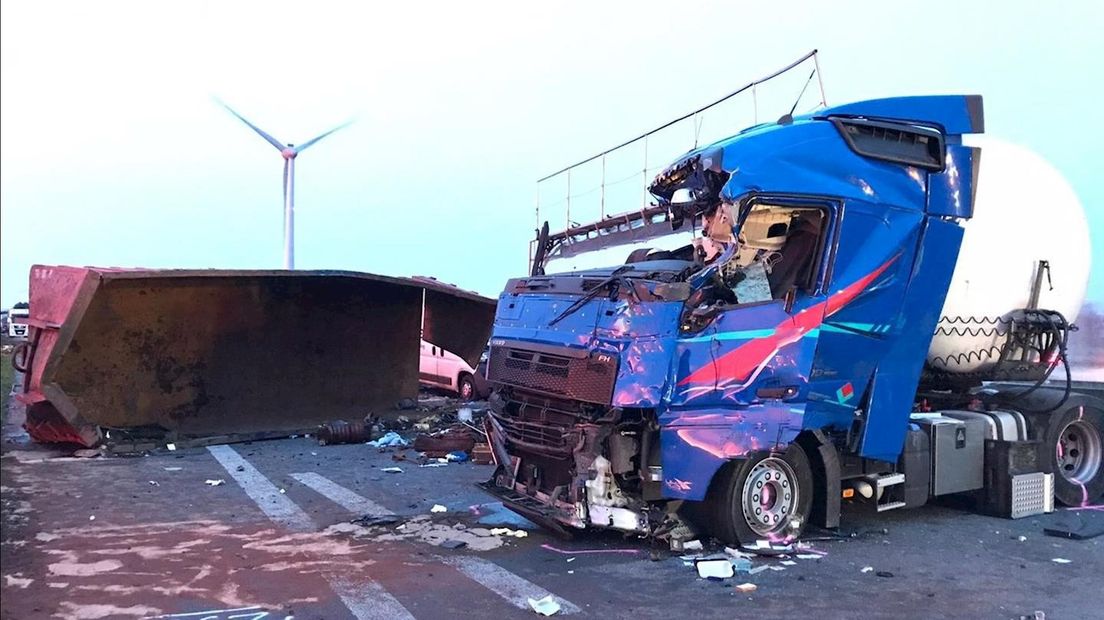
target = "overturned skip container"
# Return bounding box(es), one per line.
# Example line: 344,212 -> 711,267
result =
14,265 -> 494,446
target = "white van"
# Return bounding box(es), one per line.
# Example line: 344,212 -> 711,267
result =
419,340 -> 481,400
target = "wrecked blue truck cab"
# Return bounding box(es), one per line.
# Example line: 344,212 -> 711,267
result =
481,96 -> 985,543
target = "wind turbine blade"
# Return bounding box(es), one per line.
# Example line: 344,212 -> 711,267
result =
216,99 -> 287,151
293,120 -> 354,153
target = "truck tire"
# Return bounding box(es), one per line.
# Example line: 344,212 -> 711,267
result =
708,445 -> 813,544
1035,399 -> 1104,506
458,374 -> 476,401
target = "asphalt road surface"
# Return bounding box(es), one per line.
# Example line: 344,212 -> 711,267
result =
3,421 -> 1102,619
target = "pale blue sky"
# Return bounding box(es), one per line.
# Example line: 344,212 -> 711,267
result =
2,1 -> 1101,308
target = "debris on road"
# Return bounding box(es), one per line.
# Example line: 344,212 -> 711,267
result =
368,432 -> 409,449
446,450 -> 469,462
735,583 -> 758,593
528,594 -> 562,616
148,481 -> 159,486
440,539 -> 467,550
163,467 -> 182,472
413,427 -> 476,457
540,544 -> 640,556
317,419 -> 374,445
166,443 -> 176,451
695,558 -> 735,579
204,479 -> 225,486
861,566 -> 874,573
72,449 -> 100,458
491,527 -> 528,538
682,540 -> 703,551
1051,558 -> 1072,564
431,504 -> 448,513
352,514 -> 401,527
381,467 -> 403,474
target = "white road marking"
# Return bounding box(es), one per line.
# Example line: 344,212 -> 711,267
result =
206,446 -> 415,620
442,556 -> 581,614
206,445 -> 314,532
290,472 -> 393,517
328,577 -> 416,620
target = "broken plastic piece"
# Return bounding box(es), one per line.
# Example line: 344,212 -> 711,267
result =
682,540 -> 703,551
1051,558 -> 1072,564
528,595 -> 562,616
166,443 -> 176,451
381,467 -> 403,474
204,479 -> 225,486
861,566 -> 874,573
735,583 -> 757,593
431,504 -> 448,513
368,432 -> 409,448
446,450 -> 469,462
696,558 -> 735,579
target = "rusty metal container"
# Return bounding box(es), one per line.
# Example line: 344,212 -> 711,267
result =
15,266 -> 494,447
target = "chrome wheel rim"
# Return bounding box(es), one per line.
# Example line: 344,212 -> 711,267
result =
1056,419 -> 1102,485
741,457 -> 799,536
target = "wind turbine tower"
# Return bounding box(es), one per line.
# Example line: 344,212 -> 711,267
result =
219,102 -> 351,269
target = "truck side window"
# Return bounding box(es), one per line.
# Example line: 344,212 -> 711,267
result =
737,203 -> 829,299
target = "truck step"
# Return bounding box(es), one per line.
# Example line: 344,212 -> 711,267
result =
874,473 -> 905,488
876,500 -> 907,512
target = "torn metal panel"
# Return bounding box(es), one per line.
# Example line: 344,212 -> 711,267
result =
17,266 -> 494,446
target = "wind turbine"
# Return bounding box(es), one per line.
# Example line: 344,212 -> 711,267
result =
219,101 -> 352,269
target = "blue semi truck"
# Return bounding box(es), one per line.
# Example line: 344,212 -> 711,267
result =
478,95 -> 1103,543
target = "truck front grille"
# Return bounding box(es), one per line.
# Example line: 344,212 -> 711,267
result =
488,345 -> 617,405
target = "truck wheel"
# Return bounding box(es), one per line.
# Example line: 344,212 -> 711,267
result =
458,374 -> 475,401
709,445 -> 813,544
1041,402 -> 1104,506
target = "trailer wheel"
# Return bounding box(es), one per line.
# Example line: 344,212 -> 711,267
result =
1040,402 -> 1104,506
708,445 -> 813,544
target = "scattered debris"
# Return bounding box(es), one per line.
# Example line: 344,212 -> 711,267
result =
397,398 -> 418,410
204,479 -> 225,486
440,539 -> 467,550
1051,558 -> 1072,564
735,583 -> 758,593
682,540 -> 703,552
148,481 -> 159,486
163,467 -> 182,472
420,462 -> 449,468
72,449 -> 100,458
696,558 -> 735,579
381,467 -> 403,474
446,450 -> 469,462
166,443 -> 176,451
747,565 -> 770,575
352,514 -> 401,527
861,566 -> 874,573
317,419 -> 374,445
457,407 -> 474,423
470,443 -> 494,464
1017,536 -> 1028,542
431,504 -> 448,513
528,595 -> 562,616
89,515 -> 95,521
1043,510 -> 1104,540
491,527 -> 528,538
413,427 -> 476,457
368,432 -> 410,449
540,544 -> 639,555
781,560 -> 797,566
796,553 -> 822,560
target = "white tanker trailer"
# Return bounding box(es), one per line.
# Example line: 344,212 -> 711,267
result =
928,137 -> 1092,376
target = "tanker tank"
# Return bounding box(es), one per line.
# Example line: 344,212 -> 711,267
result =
926,137 -> 1091,375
